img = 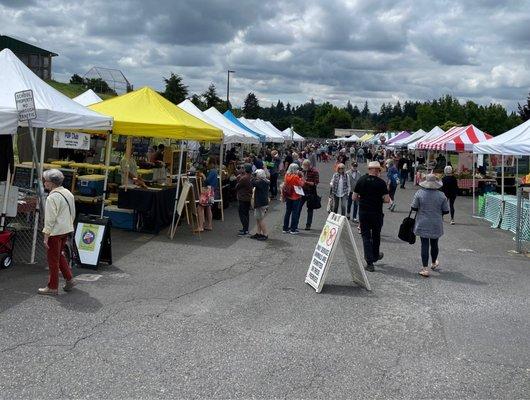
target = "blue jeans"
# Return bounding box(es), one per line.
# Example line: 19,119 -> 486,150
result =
400,170 -> 408,188
347,192 -> 358,219
299,196 -> 314,227
283,198 -> 301,232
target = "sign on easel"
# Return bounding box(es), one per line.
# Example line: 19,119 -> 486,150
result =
74,215 -> 112,270
305,212 -> 371,293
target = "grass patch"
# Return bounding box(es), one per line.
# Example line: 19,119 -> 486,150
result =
45,80 -> 116,100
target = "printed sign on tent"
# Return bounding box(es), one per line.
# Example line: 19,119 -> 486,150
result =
305,212 -> 371,293
53,131 -> 91,150
14,89 -> 37,121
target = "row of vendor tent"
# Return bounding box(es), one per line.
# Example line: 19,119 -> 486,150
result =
474,118 -> 530,156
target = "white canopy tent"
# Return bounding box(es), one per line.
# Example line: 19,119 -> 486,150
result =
263,120 -> 290,142
178,100 -> 251,145
0,49 -> 113,133
73,89 -> 103,107
240,117 -> 284,143
203,107 -> 259,144
473,119 -> 530,156
408,126 -> 444,150
389,129 -> 426,148
282,127 -> 305,142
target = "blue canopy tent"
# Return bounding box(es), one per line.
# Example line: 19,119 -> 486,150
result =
224,110 -> 266,142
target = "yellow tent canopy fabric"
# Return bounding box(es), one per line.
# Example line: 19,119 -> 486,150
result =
360,133 -> 374,142
89,87 -> 222,141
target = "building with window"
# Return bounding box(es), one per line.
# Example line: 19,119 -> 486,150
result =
0,35 -> 57,80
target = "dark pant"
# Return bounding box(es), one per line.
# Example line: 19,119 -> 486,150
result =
47,234 -> 73,290
270,173 -> 278,198
238,200 -> 251,231
400,170 -> 408,188
283,198 -> 301,232
359,213 -> 383,265
409,168 -> 414,182
448,197 -> 455,219
299,196 -> 314,227
347,192 -> 358,219
420,237 -> 439,267
388,183 -> 397,201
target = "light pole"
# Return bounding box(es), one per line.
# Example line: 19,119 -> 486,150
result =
227,70 -> 235,109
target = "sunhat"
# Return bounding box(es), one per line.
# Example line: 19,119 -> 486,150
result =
368,161 -> 382,170
419,174 -> 443,189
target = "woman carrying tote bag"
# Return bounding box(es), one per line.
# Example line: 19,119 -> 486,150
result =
411,174 -> 450,277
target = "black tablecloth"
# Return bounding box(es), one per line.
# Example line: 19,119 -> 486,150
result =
118,187 -> 176,234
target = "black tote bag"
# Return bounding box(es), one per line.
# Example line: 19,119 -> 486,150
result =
398,209 -> 416,244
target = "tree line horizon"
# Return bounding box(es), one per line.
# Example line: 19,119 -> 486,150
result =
72,72 -> 530,138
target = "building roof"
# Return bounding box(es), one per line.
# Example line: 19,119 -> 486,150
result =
0,35 -> 58,57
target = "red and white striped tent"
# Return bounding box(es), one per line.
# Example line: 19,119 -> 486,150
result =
418,125 -> 492,152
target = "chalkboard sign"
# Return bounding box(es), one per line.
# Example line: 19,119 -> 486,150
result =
13,165 -> 75,191
171,151 -> 187,175
13,165 -> 35,189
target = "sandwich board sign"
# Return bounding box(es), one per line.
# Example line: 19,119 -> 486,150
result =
15,90 -> 37,121
305,212 -> 371,293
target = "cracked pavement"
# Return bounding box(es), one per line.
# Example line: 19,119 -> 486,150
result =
0,161 -> 528,399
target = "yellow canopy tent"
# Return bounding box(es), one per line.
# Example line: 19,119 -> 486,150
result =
360,133 -> 374,142
89,87 -> 222,141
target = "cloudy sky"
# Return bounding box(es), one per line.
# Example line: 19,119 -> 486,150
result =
1,0 -> 529,111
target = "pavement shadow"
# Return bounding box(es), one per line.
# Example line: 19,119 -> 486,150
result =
321,284 -> 373,297
55,288 -> 103,313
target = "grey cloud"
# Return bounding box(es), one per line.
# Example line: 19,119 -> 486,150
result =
0,0 -> 528,111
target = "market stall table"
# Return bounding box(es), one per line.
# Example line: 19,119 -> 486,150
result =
117,186 -> 176,234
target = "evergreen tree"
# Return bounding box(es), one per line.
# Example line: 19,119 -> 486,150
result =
190,94 -> 206,111
361,101 -> 370,118
163,72 -> 188,104
202,83 -> 222,109
70,74 -> 84,85
518,91 -> 530,121
242,92 -> 261,119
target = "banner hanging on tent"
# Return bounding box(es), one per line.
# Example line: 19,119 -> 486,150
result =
53,131 -> 91,150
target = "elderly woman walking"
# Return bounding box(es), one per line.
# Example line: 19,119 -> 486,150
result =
39,169 -> 77,295
251,169 -> 270,241
411,174 -> 450,277
330,163 -> 350,216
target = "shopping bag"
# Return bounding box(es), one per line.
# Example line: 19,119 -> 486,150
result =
307,193 -> 322,210
326,196 -> 334,213
398,209 -> 416,244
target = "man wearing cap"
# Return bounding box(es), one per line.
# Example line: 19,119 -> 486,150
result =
353,161 -> 391,271
235,164 -> 253,236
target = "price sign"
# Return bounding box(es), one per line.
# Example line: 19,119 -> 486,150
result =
14,89 -> 37,122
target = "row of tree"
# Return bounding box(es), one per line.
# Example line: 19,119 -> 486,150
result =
77,71 -> 530,138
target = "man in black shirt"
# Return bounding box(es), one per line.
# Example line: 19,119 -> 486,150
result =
353,161 -> 390,271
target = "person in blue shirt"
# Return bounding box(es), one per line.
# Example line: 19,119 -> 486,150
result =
386,159 -> 399,212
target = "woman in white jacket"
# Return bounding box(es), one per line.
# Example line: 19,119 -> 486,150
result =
39,169 -> 77,295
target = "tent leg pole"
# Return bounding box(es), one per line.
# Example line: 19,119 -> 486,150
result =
501,155 -> 505,201
28,124 -> 45,265
39,128 -> 46,181
472,154 -> 476,216
101,132 -> 112,218
219,140 -> 225,221
1,166 -> 11,231
170,141 -> 185,239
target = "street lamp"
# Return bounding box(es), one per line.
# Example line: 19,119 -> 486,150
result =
227,70 -> 235,109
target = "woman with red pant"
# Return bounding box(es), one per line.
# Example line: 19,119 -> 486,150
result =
38,169 -> 77,295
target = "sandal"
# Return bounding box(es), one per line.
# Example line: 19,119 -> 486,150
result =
431,260 -> 439,270
419,267 -> 430,277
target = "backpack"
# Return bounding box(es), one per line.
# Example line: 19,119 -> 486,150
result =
280,183 -> 294,202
